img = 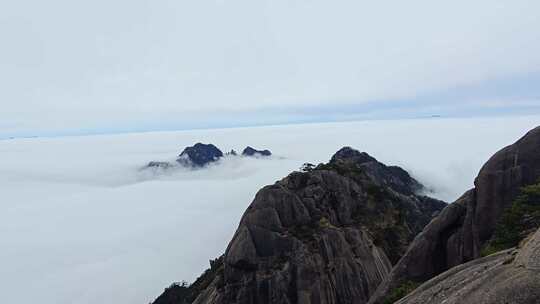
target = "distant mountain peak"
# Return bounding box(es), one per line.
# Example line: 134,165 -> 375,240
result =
177,143 -> 224,167
241,146 -> 272,157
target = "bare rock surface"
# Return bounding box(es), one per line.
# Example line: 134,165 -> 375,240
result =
396,227 -> 540,304
150,126 -> 540,304
152,148 -> 445,304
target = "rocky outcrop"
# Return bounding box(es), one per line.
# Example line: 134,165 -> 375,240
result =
147,161 -> 175,169
177,143 -> 224,167
226,150 -> 238,156
369,126 -> 540,304
241,146 -> 272,157
329,147 -> 423,196
153,148 -> 445,304
396,227 -> 540,304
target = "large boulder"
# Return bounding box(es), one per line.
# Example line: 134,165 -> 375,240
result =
153,148 -> 446,304
369,125 -> 540,304
177,143 -> 224,167
396,227 -> 540,304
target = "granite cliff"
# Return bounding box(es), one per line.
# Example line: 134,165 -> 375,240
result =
152,147 -> 445,304
369,126 -> 540,304
395,226 -> 540,304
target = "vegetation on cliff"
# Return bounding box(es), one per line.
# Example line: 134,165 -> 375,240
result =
382,280 -> 421,304
481,181 -> 540,256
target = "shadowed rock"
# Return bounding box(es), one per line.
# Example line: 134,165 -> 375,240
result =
152,148 -> 445,304
241,146 -> 272,157
177,143 -> 224,167
396,227 -> 540,304
369,125 -> 540,304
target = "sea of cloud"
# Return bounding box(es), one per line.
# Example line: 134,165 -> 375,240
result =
1,116 -> 539,304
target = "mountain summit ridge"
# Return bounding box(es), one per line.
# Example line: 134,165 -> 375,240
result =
153,148 -> 445,304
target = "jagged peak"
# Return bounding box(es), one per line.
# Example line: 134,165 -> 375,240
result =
330,147 -> 378,164
324,146 -> 422,196
177,143 -> 224,167
179,143 -> 222,156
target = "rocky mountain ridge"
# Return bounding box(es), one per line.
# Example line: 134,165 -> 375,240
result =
146,143 -> 273,169
152,147 -> 445,304
150,126 -> 540,304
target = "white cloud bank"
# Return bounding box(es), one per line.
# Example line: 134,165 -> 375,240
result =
1,116 -> 539,304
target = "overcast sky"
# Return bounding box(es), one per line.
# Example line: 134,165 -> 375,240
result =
1,0 -> 539,137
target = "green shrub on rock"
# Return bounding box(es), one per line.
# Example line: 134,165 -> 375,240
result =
382,280 -> 421,304
481,182 -> 540,256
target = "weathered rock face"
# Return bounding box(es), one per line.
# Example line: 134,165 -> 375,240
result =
241,146 -> 272,157
396,227 -> 540,304
177,143 -> 224,167
474,126 -> 540,246
153,148 -> 445,304
369,125 -> 540,304
329,147 -> 423,196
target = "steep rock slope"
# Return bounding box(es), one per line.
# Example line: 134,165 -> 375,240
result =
369,125 -> 540,304
177,143 -> 224,167
153,147 -> 445,304
396,226 -> 540,304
